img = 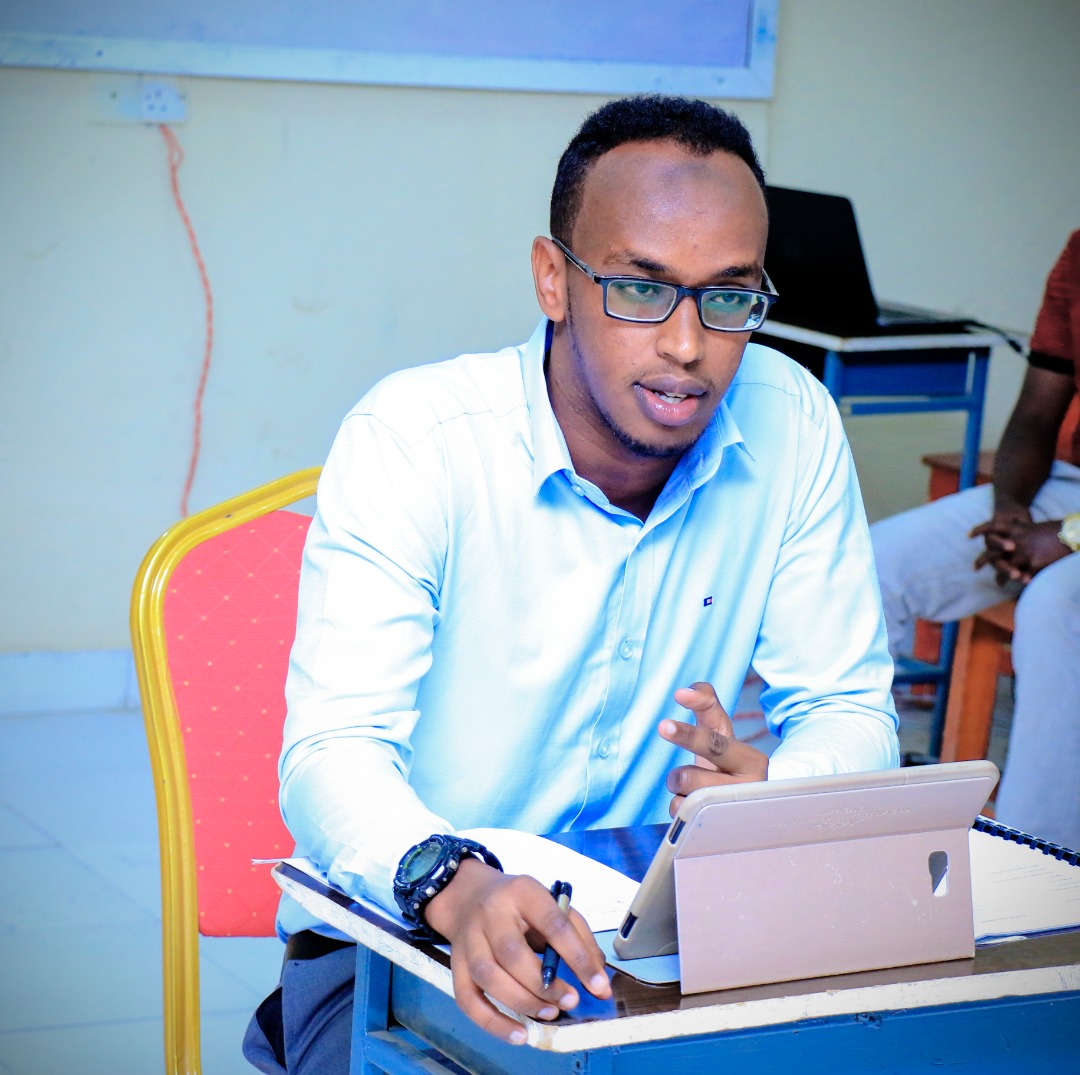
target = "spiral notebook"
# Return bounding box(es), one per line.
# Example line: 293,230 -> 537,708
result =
969,816 -> 1080,943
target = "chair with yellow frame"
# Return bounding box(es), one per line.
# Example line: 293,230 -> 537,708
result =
130,467 -> 320,1075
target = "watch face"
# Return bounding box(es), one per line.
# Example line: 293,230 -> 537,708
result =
401,839 -> 444,884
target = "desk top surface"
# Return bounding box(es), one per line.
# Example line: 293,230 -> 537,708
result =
274,823 -> 1080,1053
756,319 -> 1001,352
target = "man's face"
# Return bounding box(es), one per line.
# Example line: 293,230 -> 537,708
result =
547,140 -> 768,466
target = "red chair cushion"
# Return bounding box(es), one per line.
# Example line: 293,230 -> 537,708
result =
165,510 -> 311,936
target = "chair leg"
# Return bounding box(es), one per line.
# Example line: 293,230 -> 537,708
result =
939,614 -> 1008,762
911,618 -> 942,698
927,620 -> 958,759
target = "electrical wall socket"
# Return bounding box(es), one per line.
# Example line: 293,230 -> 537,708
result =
140,78 -> 187,122
91,74 -> 188,125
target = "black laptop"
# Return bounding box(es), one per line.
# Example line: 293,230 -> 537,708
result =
763,186 -> 972,337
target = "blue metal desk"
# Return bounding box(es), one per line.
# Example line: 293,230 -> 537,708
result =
753,321 -> 997,492
275,824 -> 1080,1074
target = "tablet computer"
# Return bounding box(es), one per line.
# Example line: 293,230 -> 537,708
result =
612,760 -> 999,988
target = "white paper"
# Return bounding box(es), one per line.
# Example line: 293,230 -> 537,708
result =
262,827 -> 640,935
462,827 -> 640,932
970,828 -> 1080,942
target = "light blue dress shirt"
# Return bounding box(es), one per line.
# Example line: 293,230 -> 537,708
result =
278,320 -> 898,933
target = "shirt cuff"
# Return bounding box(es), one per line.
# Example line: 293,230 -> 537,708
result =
765,712 -> 900,780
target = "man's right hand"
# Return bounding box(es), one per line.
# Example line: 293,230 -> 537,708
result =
970,362 -> 1075,585
971,514 -> 1071,585
970,504 -> 1034,585
422,858 -> 612,1045
659,682 -> 769,817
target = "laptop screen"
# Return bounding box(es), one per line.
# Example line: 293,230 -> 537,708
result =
762,186 -> 970,337
764,185 -> 882,334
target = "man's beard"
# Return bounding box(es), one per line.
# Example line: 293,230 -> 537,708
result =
566,299 -> 699,461
594,397 -> 688,459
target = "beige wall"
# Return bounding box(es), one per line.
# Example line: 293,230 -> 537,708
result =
2,0 -> 1078,651
767,0 -> 1080,519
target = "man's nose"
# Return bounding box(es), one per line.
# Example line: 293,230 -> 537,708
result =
656,294 -> 706,365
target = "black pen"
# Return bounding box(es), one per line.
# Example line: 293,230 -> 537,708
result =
541,879 -> 573,989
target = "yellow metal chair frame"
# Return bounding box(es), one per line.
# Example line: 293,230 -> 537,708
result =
130,468 -> 321,1075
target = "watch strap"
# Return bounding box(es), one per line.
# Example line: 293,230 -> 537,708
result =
393,834 -> 503,934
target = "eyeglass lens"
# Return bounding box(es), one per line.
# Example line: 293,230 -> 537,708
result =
604,279 -> 768,330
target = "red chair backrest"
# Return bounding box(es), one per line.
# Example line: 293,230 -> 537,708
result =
164,509 -> 311,936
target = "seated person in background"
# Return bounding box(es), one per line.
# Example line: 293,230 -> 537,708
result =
245,94 -> 899,1074
873,230 -> 1080,851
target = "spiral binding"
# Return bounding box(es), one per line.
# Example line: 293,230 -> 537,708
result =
973,815 -> 1080,865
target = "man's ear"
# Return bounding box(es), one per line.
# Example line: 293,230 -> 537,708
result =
532,236 -> 567,323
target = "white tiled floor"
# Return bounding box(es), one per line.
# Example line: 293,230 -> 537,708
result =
0,683 -> 1014,1075
0,709 -> 283,1075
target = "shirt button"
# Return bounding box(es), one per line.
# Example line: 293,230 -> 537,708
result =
619,640 -> 634,659
571,483 -> 584,496
597,741 -> 611,758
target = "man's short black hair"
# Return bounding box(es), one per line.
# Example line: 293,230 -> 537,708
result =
550,94 -> 766,245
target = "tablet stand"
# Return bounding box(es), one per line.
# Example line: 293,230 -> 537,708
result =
673,823 -> 976,994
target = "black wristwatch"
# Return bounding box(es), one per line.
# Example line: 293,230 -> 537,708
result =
392,834 -> 503,932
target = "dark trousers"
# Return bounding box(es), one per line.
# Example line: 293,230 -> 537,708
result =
243,933 -> 356,1073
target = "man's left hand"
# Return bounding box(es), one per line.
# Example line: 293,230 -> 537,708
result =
659,681 -> 769,817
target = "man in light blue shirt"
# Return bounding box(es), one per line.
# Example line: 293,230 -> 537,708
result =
247,95 -> 898,1071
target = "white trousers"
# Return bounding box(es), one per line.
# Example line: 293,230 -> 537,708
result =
871,461 -> 1080,850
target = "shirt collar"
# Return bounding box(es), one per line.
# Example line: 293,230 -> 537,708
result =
521,318 -> 751,498
522,320 -> 576,495
678,395 -> 751,492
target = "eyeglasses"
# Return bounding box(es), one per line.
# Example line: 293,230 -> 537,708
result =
552,237 -> 778,333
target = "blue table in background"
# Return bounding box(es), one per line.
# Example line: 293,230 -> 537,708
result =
753,321 -> 997,490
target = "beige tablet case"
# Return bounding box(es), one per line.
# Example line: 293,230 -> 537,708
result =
613,761 -> 999,994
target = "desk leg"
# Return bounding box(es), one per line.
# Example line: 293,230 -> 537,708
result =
350,945 -> 391,1075
821,349 -> 843,401
958,349 -> 989,489
927,619 -> 958,758
930,348 -> 988,753
350,947 -> 470,1074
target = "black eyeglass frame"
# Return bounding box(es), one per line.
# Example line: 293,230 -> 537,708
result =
552,237 -> 778,333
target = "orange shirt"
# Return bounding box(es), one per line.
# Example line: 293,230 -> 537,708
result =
1029,230 -> 1080,466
